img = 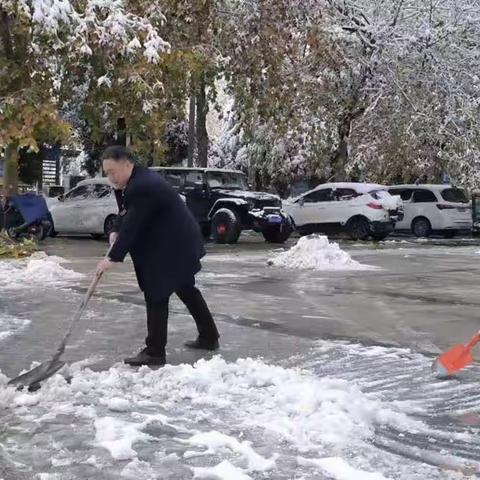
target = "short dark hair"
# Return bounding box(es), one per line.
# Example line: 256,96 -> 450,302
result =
101,145 -> 135,163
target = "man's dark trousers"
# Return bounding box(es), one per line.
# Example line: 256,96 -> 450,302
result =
144,278 -> 219,355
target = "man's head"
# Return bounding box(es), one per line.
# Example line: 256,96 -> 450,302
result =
101,146 -> 135,189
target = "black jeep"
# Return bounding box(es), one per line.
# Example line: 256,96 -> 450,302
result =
151,167 -> 292,244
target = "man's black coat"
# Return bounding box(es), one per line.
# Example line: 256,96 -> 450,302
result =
108,165 -> 205,301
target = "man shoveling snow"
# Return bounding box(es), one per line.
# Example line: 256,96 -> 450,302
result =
96,146 -> 220,366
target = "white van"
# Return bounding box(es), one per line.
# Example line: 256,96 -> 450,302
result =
387,185 -> 471,237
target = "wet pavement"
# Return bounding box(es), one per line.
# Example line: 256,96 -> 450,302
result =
1,234 -> 480,479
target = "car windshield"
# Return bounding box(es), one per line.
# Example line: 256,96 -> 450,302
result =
441,188 -> 469,203
207,171 -> 248,190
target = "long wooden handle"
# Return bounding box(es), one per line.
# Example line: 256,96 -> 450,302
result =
50,246 -> 112,365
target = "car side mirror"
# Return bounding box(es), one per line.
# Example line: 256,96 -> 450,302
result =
298,197 -> 305,206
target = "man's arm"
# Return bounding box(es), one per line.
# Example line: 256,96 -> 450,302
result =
108,189 -> 153,263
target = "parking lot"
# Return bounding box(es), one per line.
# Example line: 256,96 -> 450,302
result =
1,234 -> 480,479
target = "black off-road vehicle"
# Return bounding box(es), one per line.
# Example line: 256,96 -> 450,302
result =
151,167 -> 292,244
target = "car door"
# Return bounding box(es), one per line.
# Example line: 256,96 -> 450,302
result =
184,171 -> 210,222
51,185 -> 90,233
332,188 -> 358,224
411,189 -> 439,228
290,188 -> 333,226
81,183 -> 116,234
389,189 -> 413,229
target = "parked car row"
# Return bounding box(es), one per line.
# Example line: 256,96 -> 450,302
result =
47,168 -> 292,244
286,183 -> 472,241
45,167 -> 473,244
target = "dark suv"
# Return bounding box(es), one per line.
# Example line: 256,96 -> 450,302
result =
151,167 -> 292,244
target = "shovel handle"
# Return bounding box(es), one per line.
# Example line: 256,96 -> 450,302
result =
465,331 -> 480,350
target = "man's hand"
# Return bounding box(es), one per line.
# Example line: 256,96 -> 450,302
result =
96,258 -> 114,276
109,232 -> 118,246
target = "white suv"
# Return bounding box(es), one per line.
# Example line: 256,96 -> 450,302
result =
387,185 -> 471,238
284,183 -> 402,240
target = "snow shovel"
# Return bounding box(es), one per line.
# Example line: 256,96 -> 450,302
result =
432,331 -> 480,379
8,252 -> 109,391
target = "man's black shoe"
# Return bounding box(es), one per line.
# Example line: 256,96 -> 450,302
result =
184,337 -> 219,351
124,348 -> 166,366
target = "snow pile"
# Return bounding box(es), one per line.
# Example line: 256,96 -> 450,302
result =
1,352 -> 476,478
0,252 -> 83,287
269,235 -> 373,270
0,357 -> 418,475
0,313 -> 31,342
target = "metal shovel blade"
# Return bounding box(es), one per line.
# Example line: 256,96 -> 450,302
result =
8,359 -> 65,391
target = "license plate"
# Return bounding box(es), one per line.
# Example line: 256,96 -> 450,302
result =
267,214 -> 283,224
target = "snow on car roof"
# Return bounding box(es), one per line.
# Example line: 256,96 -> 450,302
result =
388,184 -> 453,190
150,166 -> 244,175
313,182 -> 387,193
76,177 -> 112,186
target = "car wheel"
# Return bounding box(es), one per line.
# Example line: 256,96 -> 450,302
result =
346,217 -> 371,240
40,219 -> 53,240
412,217 -> 432,238
104,215 -> 118,238
262,222 -> 293,244
211,209 -> 241,244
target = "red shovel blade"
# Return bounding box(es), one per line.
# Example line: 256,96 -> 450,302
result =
434,331 -> 480,378
437,345 -> 473,376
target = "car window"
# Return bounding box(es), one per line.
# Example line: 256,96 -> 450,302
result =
64,185 -> 89,200
92,184 -> 112,199
185,171 -> 204,187
303,188 -> 333,203
389,189 -> 412,201
412,189 -> 437,203
441,188 -> 469,203
163,172 -> 184,190
334,188 -> 357,200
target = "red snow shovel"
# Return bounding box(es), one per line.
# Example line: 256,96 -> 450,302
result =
432,331 -> 480,378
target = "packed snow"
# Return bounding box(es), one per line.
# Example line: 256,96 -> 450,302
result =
0,252 -> 83,288
0,313 -> 31,342
269,235 -> 374,270
1,350 -> 476,479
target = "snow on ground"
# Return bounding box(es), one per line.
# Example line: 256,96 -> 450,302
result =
0,252 -> 83,288
269,235 -> 374,270
0,313 -> 31,342
1,349 -> 478,479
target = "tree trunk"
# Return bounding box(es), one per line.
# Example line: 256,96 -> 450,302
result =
331,106 -> 365,181
3,142 -> 19,196
116,117 -> 127,146
188,92 -> 196,167
331,119 -> 350,182
196,75 -> 209,168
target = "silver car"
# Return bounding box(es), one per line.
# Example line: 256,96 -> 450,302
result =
48,178 -> 118,238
